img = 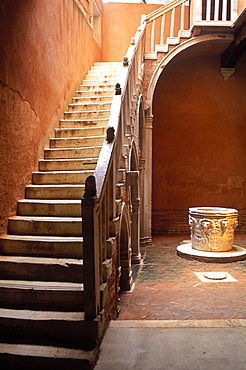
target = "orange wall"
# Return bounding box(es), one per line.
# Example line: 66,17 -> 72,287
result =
0,0 -> 102,234
102,3 -> 161,61
238,0 -> 246,13
152,42 -> 246,233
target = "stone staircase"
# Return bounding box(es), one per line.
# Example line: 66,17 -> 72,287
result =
0,62 -> 122,369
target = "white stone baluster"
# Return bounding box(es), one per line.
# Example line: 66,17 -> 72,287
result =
206,0 -> 211,21
160,13 -> 165,44
231,0 -> 238,21
151,20 -> 155,52
214,0 -> 220,21
222,0 -> 227,21
170,7 -> 175,37
193,0 -> 203,22
180,2 -> 185,30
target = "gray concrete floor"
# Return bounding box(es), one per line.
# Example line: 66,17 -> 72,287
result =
95,321 -> 246,370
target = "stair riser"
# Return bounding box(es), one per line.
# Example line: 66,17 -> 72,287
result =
0,352 -> 93,370
0,288 -> 84,311
76,90 -> 114,97
0,318 -> 98,348
79,85 -> 114,92
68,103 -> 111,112
0,261 -> 83,283
64,110 -> 110,119
0,238 -> 83,258
25,186 -> 84,200
55,127 -> 106,138
82,78 -> 117,85
85,76 -> 119,82
92,64 -> 121,69
38,159 -> 97,171
44,147 -> 101,159
8,219 -> 82,236
50,136 -> 104,148
32,172 -> 93,185
72,96 -> 113,103
59,119 -> 108,128
17,202 -> 81,217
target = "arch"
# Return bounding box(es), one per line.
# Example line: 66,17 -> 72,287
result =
129,140 -> 138,171
150,32 -> 246,234
118,202 -> 132,291
146,33 -> 234,115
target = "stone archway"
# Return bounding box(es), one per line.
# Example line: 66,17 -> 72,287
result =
147,36 -> 246,234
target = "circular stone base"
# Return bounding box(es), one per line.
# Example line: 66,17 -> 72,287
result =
177,243 -> 246,263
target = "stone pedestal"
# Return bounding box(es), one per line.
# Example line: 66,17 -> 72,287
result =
189,207 -> 238,252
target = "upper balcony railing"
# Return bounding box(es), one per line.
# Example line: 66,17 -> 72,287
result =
143,0 -> 238,54
190,0 -> 238,23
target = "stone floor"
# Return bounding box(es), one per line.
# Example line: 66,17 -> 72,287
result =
95,234 -> 246,369
119,234 -> 246,321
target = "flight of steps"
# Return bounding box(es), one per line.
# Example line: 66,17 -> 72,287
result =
0,62 -> 122,369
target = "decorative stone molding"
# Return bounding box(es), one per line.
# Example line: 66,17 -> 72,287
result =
220,67 -> 235,81
189,207 -> 238,252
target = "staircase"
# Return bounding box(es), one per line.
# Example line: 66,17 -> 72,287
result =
0,62 -> 122,369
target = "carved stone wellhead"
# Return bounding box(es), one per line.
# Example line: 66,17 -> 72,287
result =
189,207 -> 238,252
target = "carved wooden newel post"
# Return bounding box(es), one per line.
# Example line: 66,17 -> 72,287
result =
82,175 -> 100,321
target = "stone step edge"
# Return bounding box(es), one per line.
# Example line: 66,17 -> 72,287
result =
0,279 -> 84,290
0,342 -> 96,361
0,256 -> 83,265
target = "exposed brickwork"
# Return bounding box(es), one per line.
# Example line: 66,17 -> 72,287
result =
152,209 -> 190,235
152,209 -> 246,235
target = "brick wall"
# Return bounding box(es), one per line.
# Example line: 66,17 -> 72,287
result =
152,209 -> 246,235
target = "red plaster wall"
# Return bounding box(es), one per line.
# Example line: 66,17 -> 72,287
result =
102,3 -> 161,62
238,0 -> 246,13
0,0 -> 102,234
152,42 -> 246,234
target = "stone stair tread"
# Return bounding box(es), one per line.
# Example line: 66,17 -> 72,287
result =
33,170 -> 94,175
45,145 -> 101,150
73,96 -> 113,100
59,118 -> 109,125
0,342 -> 93,360
0,234 -> 83,258
55,126 -> 107,133
18,199 -> 81,205
49,136 -> 105,146
25,184 -> 85,200
43,147 -> 102,160
64,109 -> 110,113
0,307 -> 85,320
0,256 -> 83,266
51,135 -> 105,139
0,234 -> 83,242
26,184 -> 85,189
0,280 -> 83,291
68,102 -> 111,107
8,215 -> 82,222
39,158 -> 98,162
